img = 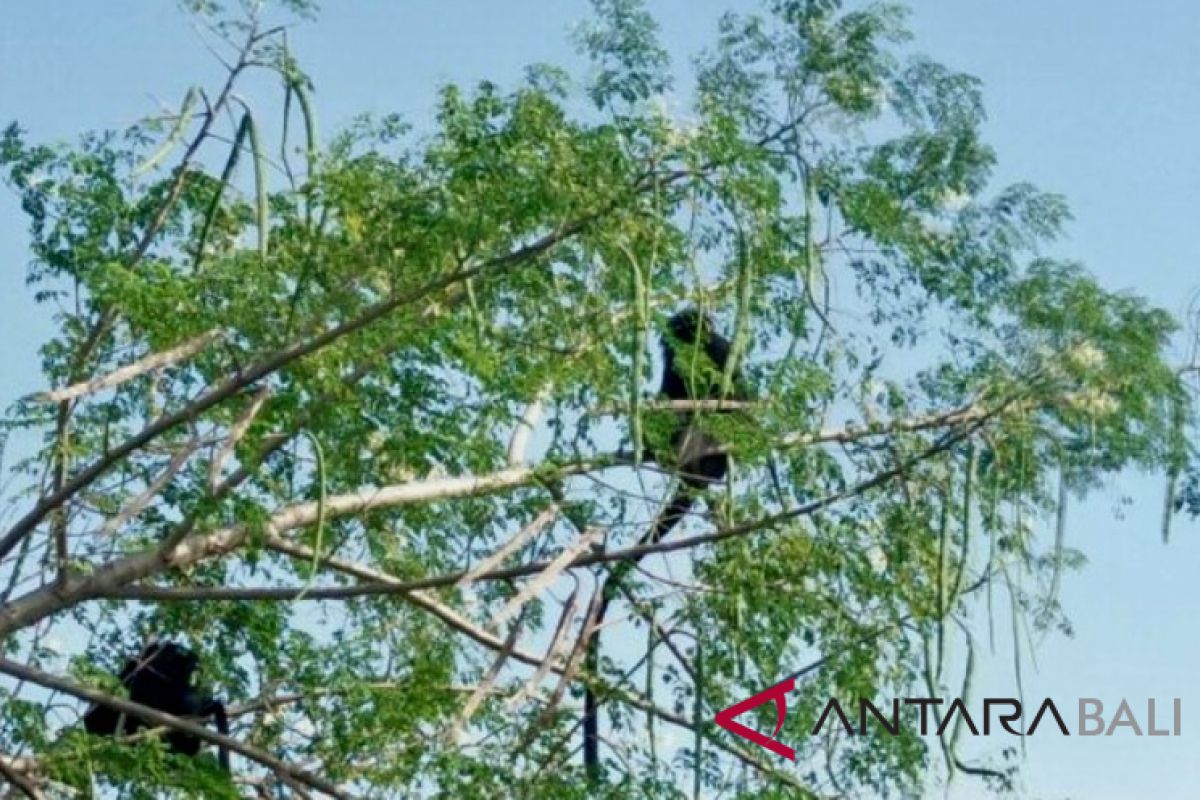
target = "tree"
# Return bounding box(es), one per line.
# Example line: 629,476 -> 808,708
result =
0,0 -> 1189,797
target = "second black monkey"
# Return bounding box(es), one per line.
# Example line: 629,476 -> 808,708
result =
83,641 -> 231,771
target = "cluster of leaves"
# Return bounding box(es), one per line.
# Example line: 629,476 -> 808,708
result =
0,0 -> 1190,798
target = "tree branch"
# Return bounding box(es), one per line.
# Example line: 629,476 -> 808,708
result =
32,329 -> 225,405
100,413 -> 986,604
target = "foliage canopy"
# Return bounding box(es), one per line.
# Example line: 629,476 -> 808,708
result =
0,1 -> 1190,798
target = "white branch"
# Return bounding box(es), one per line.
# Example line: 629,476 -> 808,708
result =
34,329 -> 224,404
443,616 -> 524,745
488,527 -> 601,630
507,387 -> 549,466
101,438 -> 202,536
264,466 -> 539,536
455,504 -> 559,591
208,385 -> 270,493
505,587 -> 578,712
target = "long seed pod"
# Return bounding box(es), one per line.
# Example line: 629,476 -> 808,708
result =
291,74 -> 320,234
194,114 -> 251,272
292,75 -> 319,179
278,34 -> 297,189
133,87 -> 199,178
948,629 -> 976,752
1046,464 -> 1068,612
293,431 -> 327,603
645,618 -> 657,770
1162,390 -> 1186,543
692,642 -> 704,800
722,226 -> 753,399
624,245 -> 648,464
935,490 -> 950,681
948,443 -> 976,603
243,107 -> 270,260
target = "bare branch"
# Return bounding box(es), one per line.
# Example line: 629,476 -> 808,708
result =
32,329 -> 225,405
443,615 -> 524,745
488,527 -> 601,630
505,587 -> 578,711
268,466 -> 546,536
455,504 -> 559,592
507,388 -> 549,466
208,384 -> 270,493
100,437 -> 203,536
519,585 -> 604,750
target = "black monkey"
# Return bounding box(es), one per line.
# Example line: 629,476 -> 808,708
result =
83,641 -> 231,771
583,308 -> 747,778
649,308 -> 746,530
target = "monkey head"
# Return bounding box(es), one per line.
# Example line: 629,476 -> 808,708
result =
133,641 -> 198,687
666,308 -> 715,347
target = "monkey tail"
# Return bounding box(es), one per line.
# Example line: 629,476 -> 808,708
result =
647,486 -> 698,546
582,570 -> 623,780
211,701 -> 230,772
582,627 -> 602,780
582,488 -> 697,780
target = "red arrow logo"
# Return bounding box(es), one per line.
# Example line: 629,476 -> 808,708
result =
713,677 -> 796,760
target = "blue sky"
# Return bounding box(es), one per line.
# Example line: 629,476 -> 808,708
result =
2,2 -> 1199,798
